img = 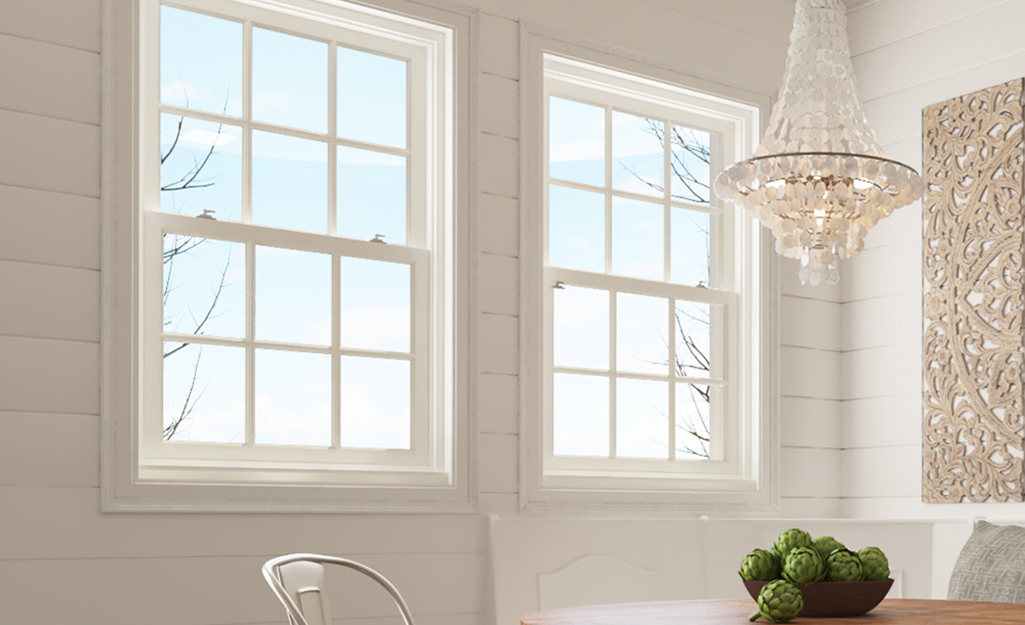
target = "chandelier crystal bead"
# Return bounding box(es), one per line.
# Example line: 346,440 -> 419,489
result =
713,0 -> 924,286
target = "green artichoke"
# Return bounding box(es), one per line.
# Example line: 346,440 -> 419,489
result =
812,535 -> 846,561
739,549 -> 782,581
782,546 -> 827,584
774,528 -> 813,558
750,579 -> 804,623
825,549 -> 864,582
858,547 -> 890,581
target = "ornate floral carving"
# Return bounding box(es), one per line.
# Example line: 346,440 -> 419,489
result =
923,79 -> 1025,503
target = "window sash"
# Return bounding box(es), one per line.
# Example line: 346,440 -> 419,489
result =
142,213 -> 433,469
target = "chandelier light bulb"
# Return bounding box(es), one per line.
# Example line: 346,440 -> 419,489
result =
713,0 -> 924,286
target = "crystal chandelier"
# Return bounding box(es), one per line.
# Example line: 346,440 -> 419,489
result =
713,0 -> 924,285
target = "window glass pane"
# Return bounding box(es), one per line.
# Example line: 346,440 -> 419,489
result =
616,378 -> 669,459
617,292 -> 668,375
163,236 -> 245,338
338,47 -> 407,148
256,246 -> 332,346
612,111 -> 664,197
160,6 -> 242,117
549,184 -> 604,272
163,342 -> 245,443
160,114 -> 242,219
553,373 -> 609,457
338,146 -> 407,244
255,349 -> 331,446
554,286 -> 608,370
612,196 -> 664,281
549,97 -> 604,186
675,301 -> 717,379
670,125 -> 712,205
252,28 -> 327,133
252,130 -> 328,233
671,208 -> 711,287
676,381 -> 713,460
340,356 -> 410,449
340,257 -> 410,353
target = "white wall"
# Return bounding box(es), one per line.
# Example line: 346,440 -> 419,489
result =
0,0 -> 855,623
842,0 -> 1025,519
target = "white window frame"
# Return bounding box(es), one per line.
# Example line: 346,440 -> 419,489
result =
519,26 -> 779,514
101,0 -> 479,512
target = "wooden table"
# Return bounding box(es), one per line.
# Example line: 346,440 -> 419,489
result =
520,599 -> 1025,625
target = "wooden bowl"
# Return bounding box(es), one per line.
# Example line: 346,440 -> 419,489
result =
743,579 -> 894,617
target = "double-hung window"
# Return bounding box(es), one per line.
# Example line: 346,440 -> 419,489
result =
522,50 -> 772,511
102,0 -> 473,511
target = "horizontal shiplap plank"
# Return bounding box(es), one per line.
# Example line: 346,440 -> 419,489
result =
0,184 -> 100,269
0,33 -> 100,124
847,0 -> 1009,57
853,3 -> 1025,103
480,253 -> 519,316
0,0 -> 101,52
880,135 -> 922,174
842,291 -> 920,352
0,336 -> 99,414
480,433 -> 518,494
861,197 -> 921,251
0,486 -> 487,561
479,1 -> 788,91
0,260 -> 99,342
481,73 -> 519,138
479,492 -> 519,515
781,447 -> 841,498
842,343 -> 921,401
780,346 -> 841,400
843,445 -> 921,498
480,373 -> 518,435
780,296 -> 841,351
779,496 -> 842,518
0,553 -> 485,625
779,257 -> 842,303
480,313 -> 518,375
0,109 -> 100,197
481,134 -> 519,198
480,14 -> 519,80
842,241 -> 921,303
864,59 -> 1025,147
0,412 -> 98,487
843,393 -> 922,450
842,495 -> 1025,519
780,397 -> 841,449
481,193 -> 519,258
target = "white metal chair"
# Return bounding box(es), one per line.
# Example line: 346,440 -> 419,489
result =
262,554 -> 416,625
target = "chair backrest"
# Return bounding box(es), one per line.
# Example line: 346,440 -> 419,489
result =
263,554 -> 416,625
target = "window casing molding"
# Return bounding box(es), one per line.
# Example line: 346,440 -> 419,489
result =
100,0 -> 479,512
519,24 -> 779,514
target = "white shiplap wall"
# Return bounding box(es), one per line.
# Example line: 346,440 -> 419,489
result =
0,0 -> 848,623
842,0 -> 1025,519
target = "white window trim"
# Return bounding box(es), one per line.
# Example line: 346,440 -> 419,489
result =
518,23 -> 780,515
100,0 -> 480,512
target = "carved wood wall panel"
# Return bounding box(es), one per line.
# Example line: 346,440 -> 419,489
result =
922,79 -> 1025,503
